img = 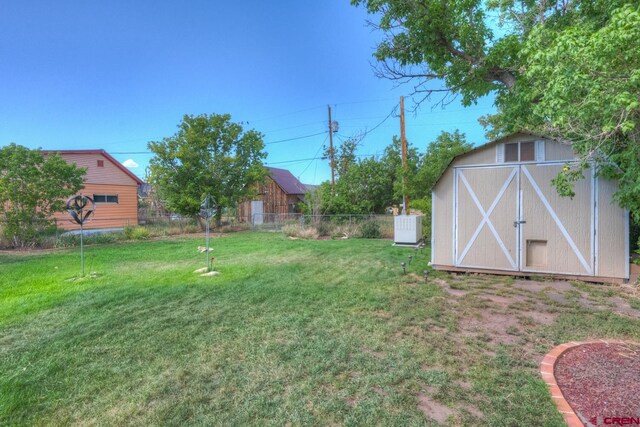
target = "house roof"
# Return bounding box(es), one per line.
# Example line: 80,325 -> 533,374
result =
266,167 -> 307,195
42,149 -> 145,185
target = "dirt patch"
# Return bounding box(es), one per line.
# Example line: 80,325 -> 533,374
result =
525,311 -> 557,325
373,310 -> 393,319
479,294 -> 514,306
446,288 -> 468,297
455,380 -> 472,391
458,312 -> 521,345
373,386 -> 388,397
555,342 -> 640,425
607,297 -> 640,318
515,280 -> 576,294
545,292 -> 569,305
345,397 -> 357,407
417,393 -> 455,424
513,280 -> 549,293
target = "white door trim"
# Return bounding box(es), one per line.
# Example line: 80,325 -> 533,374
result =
431,191 -> 436,265
456,168 -> 518,269
521,166 -> 593,275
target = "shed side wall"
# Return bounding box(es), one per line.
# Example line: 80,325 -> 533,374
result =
433,168 -> 454,265
597,178 -> 628,279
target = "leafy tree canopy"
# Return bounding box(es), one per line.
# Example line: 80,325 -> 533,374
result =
0,144 -> 86,247
415,130 -> 472,198
353,0 -> 640,218
320,156 -> 395,214
148,114 -> 268,220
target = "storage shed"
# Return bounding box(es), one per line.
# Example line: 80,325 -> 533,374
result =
431,132 -> 629,283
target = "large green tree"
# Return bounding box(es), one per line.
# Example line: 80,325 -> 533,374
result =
412,130 -> 472,236
353,0 -> 640,218
148,114 -> 267,222
0,144 -> 86,247
415,130 -> 472,199
319,135 -> 419,214
320,156 -> 395,214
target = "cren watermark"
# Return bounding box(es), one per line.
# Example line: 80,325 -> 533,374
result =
589,416 -> 640,426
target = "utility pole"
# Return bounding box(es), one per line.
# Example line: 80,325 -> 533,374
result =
400,96 -> 409,214
328,105 -> 336,193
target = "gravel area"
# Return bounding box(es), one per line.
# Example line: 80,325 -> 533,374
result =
554,342 -> 640,425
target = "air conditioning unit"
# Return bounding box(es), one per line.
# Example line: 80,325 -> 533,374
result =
394,215 -> 422,245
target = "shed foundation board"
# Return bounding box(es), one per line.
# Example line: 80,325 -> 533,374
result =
432,264 -> 627,285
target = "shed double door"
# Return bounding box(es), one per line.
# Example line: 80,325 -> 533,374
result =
454,164 -> 595,276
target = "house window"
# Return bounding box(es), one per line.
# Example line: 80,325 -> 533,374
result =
97,160 -> 104,167
504,141 -> 536,162
93,194 -> 118,204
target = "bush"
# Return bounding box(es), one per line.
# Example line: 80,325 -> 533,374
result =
53,231 -> 123,248
359,220 -> 381,239
218,223 -> 250,233
331,223 -> 360,239
124,226 -> 151,240
316,221 -> 333,237
282,224 -> 319,240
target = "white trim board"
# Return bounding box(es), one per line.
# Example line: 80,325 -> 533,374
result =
431,191 -> 435,265
454,160 -> 579,170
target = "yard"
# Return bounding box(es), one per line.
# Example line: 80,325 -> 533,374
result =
1,232 -> 639,426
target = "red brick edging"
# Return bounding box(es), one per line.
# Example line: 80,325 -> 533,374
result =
539,340 -> 629,427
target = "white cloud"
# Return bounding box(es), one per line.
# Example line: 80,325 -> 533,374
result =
122,159 -> 139,168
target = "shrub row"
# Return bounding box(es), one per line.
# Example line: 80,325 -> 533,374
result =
282,219 -> 382,240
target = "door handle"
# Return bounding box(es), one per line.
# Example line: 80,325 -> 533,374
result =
513,220 -> 526,227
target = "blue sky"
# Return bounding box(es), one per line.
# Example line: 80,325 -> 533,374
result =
0,0 -> 496,184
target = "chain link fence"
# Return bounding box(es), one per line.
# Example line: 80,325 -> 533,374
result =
1,211 -> 426,249
238,213 -> 400,239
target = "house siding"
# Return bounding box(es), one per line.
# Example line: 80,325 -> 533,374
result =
52,184 -> 139,230
46,151 -> 141,230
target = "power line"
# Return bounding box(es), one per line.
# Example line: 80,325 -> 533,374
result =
265,131 -> 327,145
266,152 -> 379,166
110,131 -> 328,154
297,134 -> 328,178
261,120 -> 326,134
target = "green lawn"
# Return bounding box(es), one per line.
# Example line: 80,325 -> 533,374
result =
1,232 -> 639,426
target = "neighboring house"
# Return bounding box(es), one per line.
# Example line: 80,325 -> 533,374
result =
44,150 -> 144,230
237,167 -> 307,223
430,131 -> 629,283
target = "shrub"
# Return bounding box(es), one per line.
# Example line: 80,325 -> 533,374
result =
218,223 -> 250,233
331,223 -> 360,239
359,220 -> 382,239
282,224 -> 319,240
52,231 -> 123,248
124,226 -> 151,240
316,221 -> 332,237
